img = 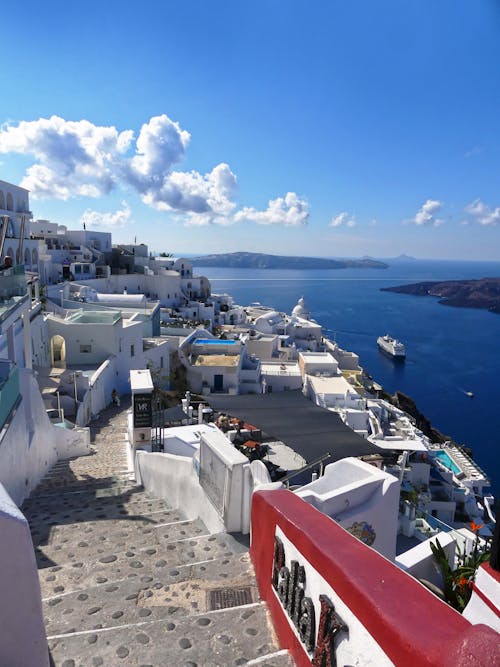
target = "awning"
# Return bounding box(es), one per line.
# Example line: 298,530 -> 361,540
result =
206,390 -> 381,464
369,438 -> 428,452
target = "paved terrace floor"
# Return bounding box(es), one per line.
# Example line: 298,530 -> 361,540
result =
22,399 -> 293,667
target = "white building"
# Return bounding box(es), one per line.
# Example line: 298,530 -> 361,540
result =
304,374 -> 365,410
0,257 -> 89,505
178,331 -> 261,395
260,361 -> 302,392
298,350 -> 339,378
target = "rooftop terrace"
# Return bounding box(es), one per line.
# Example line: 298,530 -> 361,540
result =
66,309 -> 121,325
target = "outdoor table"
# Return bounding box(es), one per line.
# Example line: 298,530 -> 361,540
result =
243,440 -> 260,449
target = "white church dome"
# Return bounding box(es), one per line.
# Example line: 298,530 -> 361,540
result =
291,297 -> 310,320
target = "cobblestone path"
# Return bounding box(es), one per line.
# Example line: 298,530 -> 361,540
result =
23,400 -> 293,667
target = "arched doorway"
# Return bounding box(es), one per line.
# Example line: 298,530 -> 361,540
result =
32,248 -> 38,271
24,248 -> 31,269
50,335 -> 66,368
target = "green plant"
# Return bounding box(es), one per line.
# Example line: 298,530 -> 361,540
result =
430,523 -> 490,611
401,485 -> 419,507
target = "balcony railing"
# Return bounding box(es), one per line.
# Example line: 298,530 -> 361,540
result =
0,264 -> 29,323
0,361 -> 20,432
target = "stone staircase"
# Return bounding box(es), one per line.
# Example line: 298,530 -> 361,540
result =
23,400 -> 293,667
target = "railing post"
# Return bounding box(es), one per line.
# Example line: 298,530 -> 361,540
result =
489,499 -> 500,572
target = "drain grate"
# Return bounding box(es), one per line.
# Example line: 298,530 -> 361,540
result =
208,586 -> 253,611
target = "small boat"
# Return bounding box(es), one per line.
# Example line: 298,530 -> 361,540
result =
377,334 -> 406,359
465,391 -> 474,398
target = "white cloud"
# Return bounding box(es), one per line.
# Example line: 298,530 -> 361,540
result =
0,114 -> 306,227
81,202 -> 132,228
0,115 -> 132,199
409,199 -> 443,226
465,145 -> 482,158
465,199 -> 500,226
233,192 -> 309,226
144,163 -> 238,221
329,211 -> 356,228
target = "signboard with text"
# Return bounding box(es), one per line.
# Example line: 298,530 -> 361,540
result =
133,393 -> 152,428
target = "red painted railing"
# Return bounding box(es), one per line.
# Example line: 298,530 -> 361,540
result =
250,490 -> 499,667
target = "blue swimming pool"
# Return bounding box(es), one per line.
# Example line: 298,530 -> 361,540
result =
194,339 -> 237,345
434,450 -> 461,476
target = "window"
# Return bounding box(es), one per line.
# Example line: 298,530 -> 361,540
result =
83,265 -> 90,273
80,344 -> 92,353
160,356 -> 164,368
131,344 -> 135,357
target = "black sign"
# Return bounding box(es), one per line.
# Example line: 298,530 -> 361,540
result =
134,393 -> 152,428
272,535 -> 347,665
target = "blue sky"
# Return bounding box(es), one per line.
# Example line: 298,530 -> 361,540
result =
1,0 -> 500,259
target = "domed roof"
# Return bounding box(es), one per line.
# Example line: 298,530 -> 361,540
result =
256,310 -> 282,323
291,297 -> 310,320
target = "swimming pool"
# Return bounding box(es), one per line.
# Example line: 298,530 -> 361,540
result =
194,339 -> 237,345
434,450 -> 461,476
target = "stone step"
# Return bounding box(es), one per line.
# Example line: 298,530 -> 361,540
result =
47,602 -> 281,667
35,517 -> 208,567
90,436 -> 128,445
39,465 -> 130,478
33,476 -> 134,494
38,532 -> 249,597
24,498 -> 174,530
26,481 -> 140,502
246,652 -> 296,666
22,485 -> 150,514
43,552 -> 256,636
30,508 -> 186,545
25,496 -> 158,524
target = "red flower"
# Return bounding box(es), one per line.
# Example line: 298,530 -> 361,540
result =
470,521 -> 484,533
456,576 -> 471,591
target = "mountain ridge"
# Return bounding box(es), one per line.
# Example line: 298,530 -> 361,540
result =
190,251 -> 388,270
382,277 -> 500,313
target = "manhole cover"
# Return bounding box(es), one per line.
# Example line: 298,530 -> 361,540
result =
208,587 -> 253,610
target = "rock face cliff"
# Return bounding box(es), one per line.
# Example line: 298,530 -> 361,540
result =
191,252 -> 388,270
392,391 -> 449,444
382,277 -> 500,313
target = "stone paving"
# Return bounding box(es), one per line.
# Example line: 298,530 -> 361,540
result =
23,399 -> 294,667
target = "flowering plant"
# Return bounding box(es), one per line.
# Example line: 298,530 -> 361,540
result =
430,522 -> 490,611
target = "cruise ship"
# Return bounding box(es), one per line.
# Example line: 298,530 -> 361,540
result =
377,333 -> 406,358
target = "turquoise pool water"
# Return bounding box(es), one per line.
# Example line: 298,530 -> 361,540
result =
434,450 -> 461,475
194,339 -> 237,345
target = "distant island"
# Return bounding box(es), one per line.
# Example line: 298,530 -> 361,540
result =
191,252 -> 388,270
382,277 -> 500,314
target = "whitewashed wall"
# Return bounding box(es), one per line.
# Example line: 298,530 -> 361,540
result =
134,451 -> 225,534
0,369 -> 89,506
395,532 -> 456,588
199,430 -> 252,533
296,458 -> 400,560
0,482 -> 49,667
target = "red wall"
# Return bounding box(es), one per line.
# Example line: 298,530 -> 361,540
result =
250,490 -> 499,667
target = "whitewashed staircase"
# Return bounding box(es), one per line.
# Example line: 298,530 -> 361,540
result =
23,400 -> 293,667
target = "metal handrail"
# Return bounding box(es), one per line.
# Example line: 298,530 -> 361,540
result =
280,453 -> 331,488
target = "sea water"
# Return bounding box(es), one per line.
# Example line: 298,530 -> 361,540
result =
200,259 -> 500,499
